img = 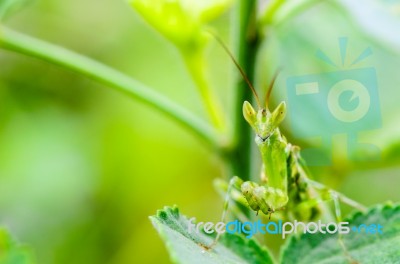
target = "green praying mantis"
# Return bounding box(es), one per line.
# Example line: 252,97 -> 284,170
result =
208,35 -> 368,250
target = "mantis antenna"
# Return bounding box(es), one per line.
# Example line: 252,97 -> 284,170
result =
210,32 -> 261,109
264,68 -> 282,109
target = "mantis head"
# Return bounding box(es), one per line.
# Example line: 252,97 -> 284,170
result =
243,101 -> 286,143
209,33 -> 284,142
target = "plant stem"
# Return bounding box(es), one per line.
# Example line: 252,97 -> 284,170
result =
229,0 -> 258,181
261,0 -> 286,25
0,26 -> 221,149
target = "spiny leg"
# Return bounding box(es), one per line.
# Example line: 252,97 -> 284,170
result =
329,191 -> 359,264
288,145 -> 363,263
306,179 -> 367,213
207,176 -> 244,249
299,183 -> 361,264
287,143 -> 367,214
285,144 -> 331,221
290,190 -> 357,263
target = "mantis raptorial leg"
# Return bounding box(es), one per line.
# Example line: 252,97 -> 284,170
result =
209,142 -> 366,247
207,35 -> 367,259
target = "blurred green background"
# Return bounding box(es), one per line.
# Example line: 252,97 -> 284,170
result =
0,0 -> 399,263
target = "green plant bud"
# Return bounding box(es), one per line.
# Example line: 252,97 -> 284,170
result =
129,0 -> 232,52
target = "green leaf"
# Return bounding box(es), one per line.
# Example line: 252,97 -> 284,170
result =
330,0 -> 400,56
0,228 -> 35,264
150,206 -> 275,264
0,0 -> 32,21
281,203 -> 400,264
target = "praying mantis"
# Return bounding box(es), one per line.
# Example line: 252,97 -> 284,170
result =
208,35 -> 368,250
